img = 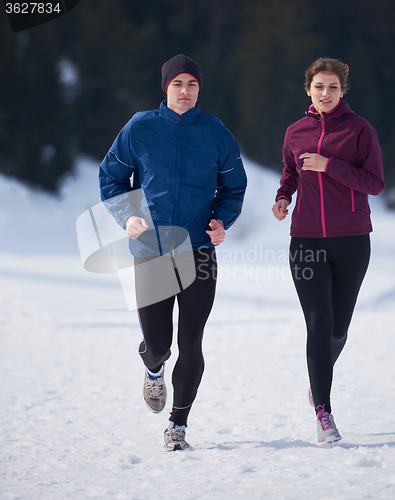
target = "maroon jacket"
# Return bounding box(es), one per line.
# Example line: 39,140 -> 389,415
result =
276,100 -> 384,238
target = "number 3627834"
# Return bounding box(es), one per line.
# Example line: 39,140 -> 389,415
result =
5,3 -> 62,14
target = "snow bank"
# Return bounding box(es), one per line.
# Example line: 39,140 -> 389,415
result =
0,158 -> 394,500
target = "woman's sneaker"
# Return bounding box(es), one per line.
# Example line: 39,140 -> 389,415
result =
143,365 -> 167,413
316,405 -> 342,446
164,422 -> 189,451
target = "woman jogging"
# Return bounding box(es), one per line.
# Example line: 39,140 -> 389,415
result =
99,54 -> 247,451
272,57 -> 384,446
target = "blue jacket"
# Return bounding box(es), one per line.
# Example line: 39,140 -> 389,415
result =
99,101 -> 247,254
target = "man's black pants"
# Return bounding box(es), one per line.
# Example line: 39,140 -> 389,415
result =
136,247 -> 217,426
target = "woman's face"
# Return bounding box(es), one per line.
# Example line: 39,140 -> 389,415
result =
307,72 -> 343,114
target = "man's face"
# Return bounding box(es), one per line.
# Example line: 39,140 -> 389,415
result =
166,73 -> 199,115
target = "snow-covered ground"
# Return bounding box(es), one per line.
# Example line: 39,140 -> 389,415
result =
1,158 -> 394,500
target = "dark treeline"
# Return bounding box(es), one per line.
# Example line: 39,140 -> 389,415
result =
1,0 -> 394,201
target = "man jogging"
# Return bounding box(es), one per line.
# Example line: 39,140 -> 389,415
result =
99,54 -> 247,450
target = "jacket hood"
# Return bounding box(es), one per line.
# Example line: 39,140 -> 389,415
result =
159,100 -> 200,124
305,99 -> 355,120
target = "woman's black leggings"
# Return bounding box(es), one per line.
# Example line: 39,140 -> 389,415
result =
290,235 -> 370,414
136,247 -> 217,426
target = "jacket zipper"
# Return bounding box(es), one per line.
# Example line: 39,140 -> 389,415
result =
317,116 -> 327,238
351,188 -> 355,212
173,117 -> 182,225
297,184 -> 303,212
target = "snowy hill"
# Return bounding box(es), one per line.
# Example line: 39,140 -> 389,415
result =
0,158 -> 395,500
0,156 -> 285,255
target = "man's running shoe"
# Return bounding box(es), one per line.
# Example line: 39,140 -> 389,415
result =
143,365 -> 167,413
164,421 -> 189,451
316,404 -> 342,447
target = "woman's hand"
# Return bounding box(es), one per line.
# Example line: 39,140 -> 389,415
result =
125,216 -> 148,239
206,219 -> 225,245
299,152 -> 328,172
272,199 -> 289,221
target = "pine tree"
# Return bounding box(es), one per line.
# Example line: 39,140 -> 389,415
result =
0,15 -> 72,191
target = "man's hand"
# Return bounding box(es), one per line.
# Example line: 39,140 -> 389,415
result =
272,199 -> 289,221
206,219 -> 225,245
125,216 -> 148,239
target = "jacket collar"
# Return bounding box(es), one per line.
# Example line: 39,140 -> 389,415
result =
159,100 -> 200,124
305,99 -> 354,120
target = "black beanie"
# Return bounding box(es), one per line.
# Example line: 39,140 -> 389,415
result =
161,54 -> 203,95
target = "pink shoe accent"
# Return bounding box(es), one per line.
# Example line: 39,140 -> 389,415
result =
316,404 -> 341,445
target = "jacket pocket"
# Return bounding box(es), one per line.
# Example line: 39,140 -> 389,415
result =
354,191 -> 371,214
